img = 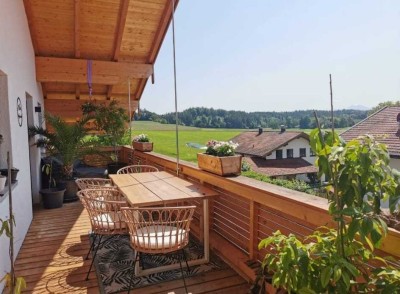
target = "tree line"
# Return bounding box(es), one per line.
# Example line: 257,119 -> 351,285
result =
134,107 -> 368,129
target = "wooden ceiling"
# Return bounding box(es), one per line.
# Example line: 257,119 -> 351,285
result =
23,0 -> 177,121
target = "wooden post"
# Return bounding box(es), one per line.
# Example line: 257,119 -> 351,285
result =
249,200 -> 258,260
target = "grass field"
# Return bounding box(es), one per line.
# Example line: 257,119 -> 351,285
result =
127,121 -> 348,162
129,121 -> 242,162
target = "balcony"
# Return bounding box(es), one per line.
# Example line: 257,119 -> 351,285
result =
14,147 -> 400,293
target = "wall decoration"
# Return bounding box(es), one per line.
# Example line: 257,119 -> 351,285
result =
17,97 -> 23,127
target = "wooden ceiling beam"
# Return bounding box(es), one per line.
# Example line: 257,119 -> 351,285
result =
36,57 -> 153,84
135,0 -> 179,100
108,0 -> 130,99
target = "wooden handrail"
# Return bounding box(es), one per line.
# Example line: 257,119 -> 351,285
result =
122,146 -> 400,280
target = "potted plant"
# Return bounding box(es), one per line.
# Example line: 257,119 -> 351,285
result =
39,160 -> 65,209
0,168 -> 19,183
88,100 -> 129,174
0,175 -> 6,191
255,129 -> 400,293
197,140 -> 242,176
132,134 -> 153,152
29,113 -> 95,202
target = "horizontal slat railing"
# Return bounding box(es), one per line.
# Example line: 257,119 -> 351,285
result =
119,147 -> 400,280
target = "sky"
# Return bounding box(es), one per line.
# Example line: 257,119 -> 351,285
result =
140,0 -> 400,114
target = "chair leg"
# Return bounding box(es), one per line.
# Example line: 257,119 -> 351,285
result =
85,233 -> 97,260
181,248 -> 190,273
178,252 -> 189,294
127,252 -> 140,294
86,235 -> 103,281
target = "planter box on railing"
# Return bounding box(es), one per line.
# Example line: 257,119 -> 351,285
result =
197,153 -> 242,176
132,142 -> 153,152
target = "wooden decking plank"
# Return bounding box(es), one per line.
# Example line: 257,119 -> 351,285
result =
15,201 -> 246,293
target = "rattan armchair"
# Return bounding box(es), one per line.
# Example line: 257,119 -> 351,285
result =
121,205 -> 196,293
116,165 -> 159,174
78,189 -> 129,280
75,178 -> 113,190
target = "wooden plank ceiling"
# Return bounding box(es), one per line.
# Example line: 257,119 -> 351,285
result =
24,0 -> 177,121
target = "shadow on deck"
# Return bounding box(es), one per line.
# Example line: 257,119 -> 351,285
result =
15,201 -> 249,293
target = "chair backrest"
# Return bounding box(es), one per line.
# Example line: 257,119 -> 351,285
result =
121,206 -> 196,254
117,165 -> 159,174
78,189 -> 128,235
75,178 -> 113,190
77,188 -> 125,202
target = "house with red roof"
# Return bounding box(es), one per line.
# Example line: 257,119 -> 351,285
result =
231,126 -> 318,181
341,106 -> 400,170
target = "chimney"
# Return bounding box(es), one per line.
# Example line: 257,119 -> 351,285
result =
280,125 -> 286,133
258,127 -> 263,135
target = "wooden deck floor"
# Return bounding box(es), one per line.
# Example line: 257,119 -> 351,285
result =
15,201 -> 249,293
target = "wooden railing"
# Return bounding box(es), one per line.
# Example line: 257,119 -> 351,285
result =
119,147 -> 400,281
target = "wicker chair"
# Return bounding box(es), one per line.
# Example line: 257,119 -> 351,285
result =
121,206 -> 196,293
117,165 -> 159,174
78,189 -> 129,280
75,178 -> 113,190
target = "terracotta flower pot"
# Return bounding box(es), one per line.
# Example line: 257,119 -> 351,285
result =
132,141 -> 153,152
197,153 -> 242,176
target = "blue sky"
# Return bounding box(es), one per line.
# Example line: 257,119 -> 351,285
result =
141,1 -> 400,114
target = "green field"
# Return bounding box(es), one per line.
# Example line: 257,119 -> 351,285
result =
127,121 -> 348,162
129,121 -> 242,162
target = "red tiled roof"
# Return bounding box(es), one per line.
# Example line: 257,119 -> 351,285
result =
245,157 -> 317,176
341,106 -> 400,157
231,131 -> 309,157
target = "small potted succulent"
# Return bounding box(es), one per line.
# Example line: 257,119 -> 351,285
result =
197,140 -> 242,176
132,134 -> 153,152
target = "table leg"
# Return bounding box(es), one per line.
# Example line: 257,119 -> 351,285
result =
203,198 -> 209,262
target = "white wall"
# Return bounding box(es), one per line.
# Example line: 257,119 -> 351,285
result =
265,137 -> 316,164
0,0 -> 44,291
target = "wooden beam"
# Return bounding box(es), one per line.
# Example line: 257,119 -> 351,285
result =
23,0 -> 39,55
148,0 -> 179,63
108,0 -> 130,100
135,78 -> 148,100
44,98 -> 137,119
74,0 -> 81,99
36,57 -> 153,84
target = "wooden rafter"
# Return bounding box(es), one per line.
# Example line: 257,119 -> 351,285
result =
74,0 -> 81,99
107,0 -> 130,100
36,57 -> 153,84
135,0 -> 179,100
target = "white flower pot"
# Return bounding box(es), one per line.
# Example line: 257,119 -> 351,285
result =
0,175 -> 6,191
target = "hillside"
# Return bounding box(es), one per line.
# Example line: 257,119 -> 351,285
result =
134,107 -> 367,130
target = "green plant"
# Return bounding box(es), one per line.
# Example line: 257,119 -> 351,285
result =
41,161 -> 56,188
205,140 -> 238,157
257,128 -> 400,293
29,113 -> 95,179
132,133 -> 150,142
90,101 -> 129,163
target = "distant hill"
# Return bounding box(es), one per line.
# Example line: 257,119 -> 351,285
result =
348,105 -> 370,111
134,107 -> 368,130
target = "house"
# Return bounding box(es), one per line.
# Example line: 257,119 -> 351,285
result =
341,106 -> 400,170
231,126 -> 318,181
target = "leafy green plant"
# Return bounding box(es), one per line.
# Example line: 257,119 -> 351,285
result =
28,113 -> 95,179
87,101 -> 129,163
257,128 -> 400,293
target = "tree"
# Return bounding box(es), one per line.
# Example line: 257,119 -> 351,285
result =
299,116 -> 311,129
368,100 -> 400,115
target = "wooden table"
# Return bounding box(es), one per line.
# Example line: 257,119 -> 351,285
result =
109,171 -> 218,276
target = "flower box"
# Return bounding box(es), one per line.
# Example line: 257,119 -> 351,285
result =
197,153 -> 242,176
132,141 -> 153,152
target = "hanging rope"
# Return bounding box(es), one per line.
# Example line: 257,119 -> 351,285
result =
128,79 -> 133,160
87,60 -> 93,100
171,0 -> 180,176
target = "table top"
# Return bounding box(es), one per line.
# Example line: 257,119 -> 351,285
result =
109,171 -> 218,206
